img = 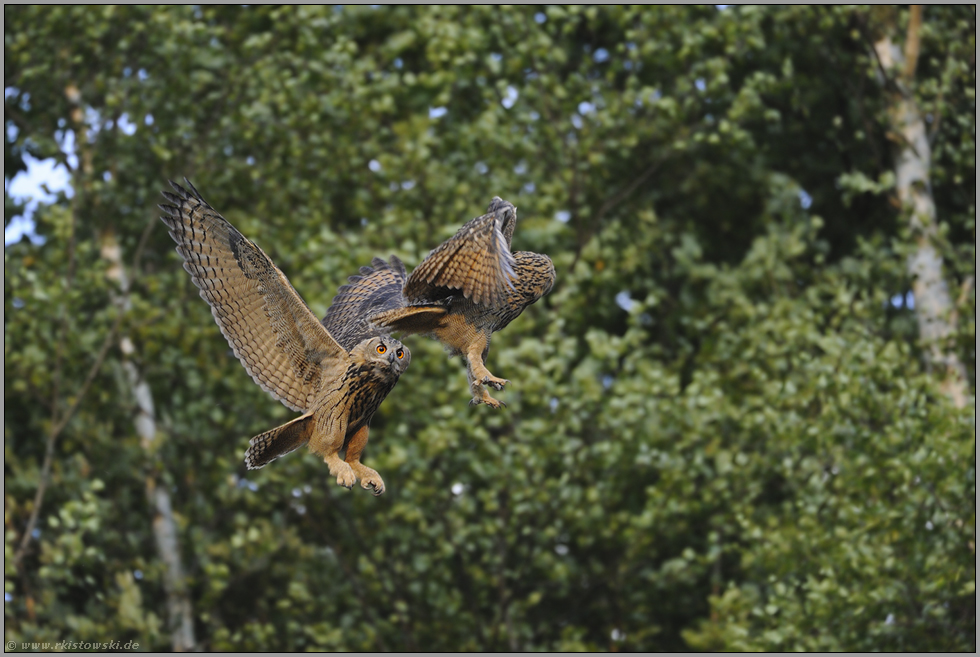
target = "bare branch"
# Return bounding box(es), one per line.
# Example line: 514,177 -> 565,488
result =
132,211 -> 160,273
595,155 -> 667,226
903,6 -> 923,83
14,309 -> 125,566
15,148 -> 90,567
568,149 -> 670,274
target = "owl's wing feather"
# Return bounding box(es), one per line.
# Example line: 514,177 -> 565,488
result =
321,255 -> 416,351
403,198 -> 517,307
159,179 -> 345,412
370,305 -> 449,336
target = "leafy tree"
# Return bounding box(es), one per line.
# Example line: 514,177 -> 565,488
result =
5,5 -> 974,651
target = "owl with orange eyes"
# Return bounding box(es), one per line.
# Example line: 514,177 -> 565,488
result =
321,197 -> 555,409
159,180 -> 409,496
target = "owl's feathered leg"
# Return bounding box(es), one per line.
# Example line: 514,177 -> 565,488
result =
308,414 -> 357,489
344,425 -> 385,496
244,413 -> 314,469
465,338 -> 509,408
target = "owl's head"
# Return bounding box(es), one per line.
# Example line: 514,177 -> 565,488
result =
514,251 -> 556,301
353,335 -> 411,377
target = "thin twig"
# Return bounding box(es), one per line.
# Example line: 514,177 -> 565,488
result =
17,147 -> 83,566
595,155 -> 668,225
568,152 -> 669,274
903,6 -> 923,83
14,309 -> 126,566
864,23 -> 898,93
132,210 -> 160,273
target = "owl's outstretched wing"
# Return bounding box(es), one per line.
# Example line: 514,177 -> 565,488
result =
159,179 -> 345,413
322,255 -> 446,350
403,197 -> 517,307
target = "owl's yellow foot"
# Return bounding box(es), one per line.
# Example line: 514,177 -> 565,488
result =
335,466 -> 357,489
361,477 -> 384,496
468,357 -> 508,408
470,385 -> 507,409
482,374 -> 510,391
325,455 -> 356,489
350,463 -> 386,496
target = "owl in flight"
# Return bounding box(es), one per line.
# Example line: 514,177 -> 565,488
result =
322,197 -> 555,408
159,180 -> 409,495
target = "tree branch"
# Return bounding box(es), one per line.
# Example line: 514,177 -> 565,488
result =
14,308 -> 125,567
14,142 -> 91,567
568,151 -> 669,274
903,6 -> 923,83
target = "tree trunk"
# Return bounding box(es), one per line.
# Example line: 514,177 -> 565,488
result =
101,230 -> 197,651
873,5 -> 969,408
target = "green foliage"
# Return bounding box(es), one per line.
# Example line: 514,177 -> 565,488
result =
5,5 -> 974,651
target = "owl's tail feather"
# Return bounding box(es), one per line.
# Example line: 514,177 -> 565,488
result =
244,413 -> 314,470
372,305 -> 447,336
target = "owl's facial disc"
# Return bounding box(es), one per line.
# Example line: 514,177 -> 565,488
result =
386,339 -> 410,372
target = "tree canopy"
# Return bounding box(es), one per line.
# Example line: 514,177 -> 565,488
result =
4,5 -> 975,651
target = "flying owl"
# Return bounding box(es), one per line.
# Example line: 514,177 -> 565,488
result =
322,197 -> 555,408
159,180 -> 409,495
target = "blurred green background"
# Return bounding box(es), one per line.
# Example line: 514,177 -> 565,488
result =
4,5 -> 975,651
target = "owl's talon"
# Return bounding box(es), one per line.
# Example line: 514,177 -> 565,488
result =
471,391 -> 507,409
349,461 -> 385,496
482,375 -> 510,391
360,477 -> 385,496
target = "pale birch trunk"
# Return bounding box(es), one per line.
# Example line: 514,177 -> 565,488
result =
873,6 -> 970,408
101,230 -> 197,651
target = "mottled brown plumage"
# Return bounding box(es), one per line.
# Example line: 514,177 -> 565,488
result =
323,197 -> 555,408
159,180 -> 409,495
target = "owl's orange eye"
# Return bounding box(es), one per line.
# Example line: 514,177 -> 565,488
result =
377,344 -> 387,355
396,349 -> 404,359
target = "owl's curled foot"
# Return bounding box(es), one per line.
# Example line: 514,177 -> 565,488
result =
482,374 -> 510,391
325,454 -> 357,489
350,463 -> 386,496
470,384 -> 507,409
